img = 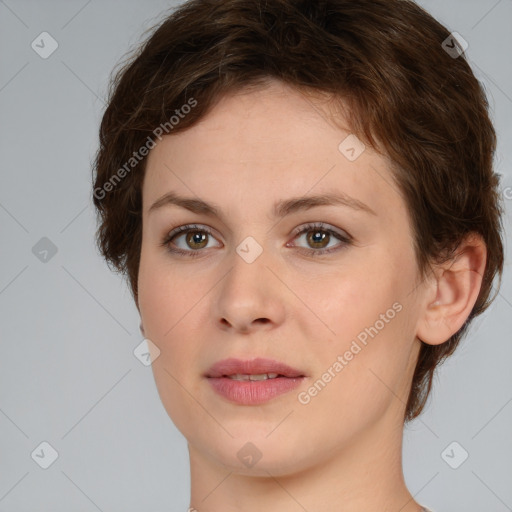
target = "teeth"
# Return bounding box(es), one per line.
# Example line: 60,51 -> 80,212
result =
228,373 -> 280,381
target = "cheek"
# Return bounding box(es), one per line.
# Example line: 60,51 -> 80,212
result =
138,250 -> 209,362
138,249 -> 197,338
138,256 -> 203,429
315,262 -> 399,341
309,256 -> 417,400
301,311 -> 413,434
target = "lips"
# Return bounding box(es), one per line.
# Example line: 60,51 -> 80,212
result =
205,357 -> 306,405
206,357 -> 305,379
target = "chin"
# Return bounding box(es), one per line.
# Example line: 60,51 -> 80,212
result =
188,430 -> 330,478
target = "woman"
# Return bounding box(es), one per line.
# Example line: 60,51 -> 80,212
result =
92,1 -> 505,510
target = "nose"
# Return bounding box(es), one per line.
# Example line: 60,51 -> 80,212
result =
213,247 -> 286,334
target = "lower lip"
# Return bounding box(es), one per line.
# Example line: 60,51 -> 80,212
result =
207,376 -> 304,405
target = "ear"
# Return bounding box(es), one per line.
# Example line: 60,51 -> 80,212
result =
140,321 -> 145,337
416,233 -> 487,346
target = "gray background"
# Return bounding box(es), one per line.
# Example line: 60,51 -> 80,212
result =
0,1 -> 511,511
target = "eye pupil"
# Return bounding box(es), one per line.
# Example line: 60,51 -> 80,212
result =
307,230 -> 329,248
187,230 -> 208,249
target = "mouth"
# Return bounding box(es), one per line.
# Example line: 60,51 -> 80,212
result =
205,357 -> 306,405
224,373 -> 289,381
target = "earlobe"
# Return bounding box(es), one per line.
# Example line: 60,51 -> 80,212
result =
416,233 -> 487,346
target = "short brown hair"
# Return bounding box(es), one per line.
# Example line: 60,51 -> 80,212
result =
92,0 -> 505,421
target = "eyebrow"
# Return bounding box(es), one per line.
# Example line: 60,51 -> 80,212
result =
148,190 -> 377,218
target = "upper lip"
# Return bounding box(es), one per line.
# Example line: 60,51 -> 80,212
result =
206,357 -> 305,378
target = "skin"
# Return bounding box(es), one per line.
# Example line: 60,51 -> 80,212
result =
137,78 -> 486,512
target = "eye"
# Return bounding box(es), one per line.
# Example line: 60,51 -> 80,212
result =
288,222 -> 352,256
161,224 -> 221,257
161,222 -> 352,258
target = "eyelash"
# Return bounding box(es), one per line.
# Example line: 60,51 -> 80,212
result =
160,222 -> 353,259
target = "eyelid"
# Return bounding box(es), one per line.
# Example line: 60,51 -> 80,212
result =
163,223 -> 223,247
162,221 -> 352,256
288,221 -> 350,241
286,222 -> 352,255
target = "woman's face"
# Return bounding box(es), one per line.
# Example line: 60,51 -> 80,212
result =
138,80 -> 426,475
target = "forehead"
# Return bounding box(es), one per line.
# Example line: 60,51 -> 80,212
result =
142,80 -> 405,225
